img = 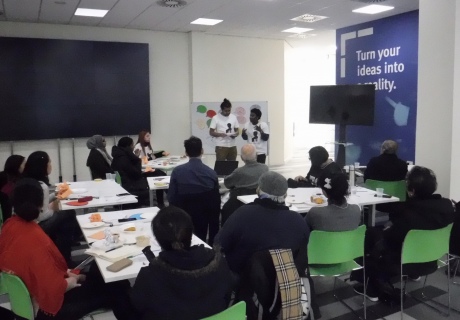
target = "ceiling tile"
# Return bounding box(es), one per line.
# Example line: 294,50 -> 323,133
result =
4,0 -> 40,22
99,0 -> 156,28
40,0 -> 80,24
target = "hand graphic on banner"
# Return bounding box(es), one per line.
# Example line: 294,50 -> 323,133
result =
385,96 -> 409,126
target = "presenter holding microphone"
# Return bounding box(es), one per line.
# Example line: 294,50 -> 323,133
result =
209,98 -> 240,161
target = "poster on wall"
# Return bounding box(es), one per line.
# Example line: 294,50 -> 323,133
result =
336,11 -> 418,165
190,101 -> 268,154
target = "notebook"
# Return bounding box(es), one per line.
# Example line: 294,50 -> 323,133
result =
214,160 -> 239,177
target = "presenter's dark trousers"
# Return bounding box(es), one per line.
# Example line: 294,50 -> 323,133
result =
215,146 -> 237,161
256,154 -> 266,164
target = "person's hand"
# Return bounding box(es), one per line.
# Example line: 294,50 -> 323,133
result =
65,276 -> 81,291
255,125 -> 262,132
134,149 -> 141,157
50,199 -> 60,212
242,128 -> 247,135
67,270 -> 86,283
162,151 -> 170,156
294,175 -> 306,182
220,133 -> 227,138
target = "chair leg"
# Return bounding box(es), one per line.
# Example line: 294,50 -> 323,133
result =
332,277 -> 365,320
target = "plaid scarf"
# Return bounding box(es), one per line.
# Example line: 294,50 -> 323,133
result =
269,249 -> 303,320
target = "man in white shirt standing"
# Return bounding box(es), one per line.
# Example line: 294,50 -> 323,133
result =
242,108 -> 269,164
209,98 -> 240,161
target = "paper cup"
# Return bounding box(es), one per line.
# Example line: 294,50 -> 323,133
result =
376,188 -> 384,197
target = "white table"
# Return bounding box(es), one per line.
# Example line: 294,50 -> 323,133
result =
76,207 -> 208,283
237,187 -> 399,226
141,156 -> 189,174
147,176 -> 225,206
59,180 -> 138,211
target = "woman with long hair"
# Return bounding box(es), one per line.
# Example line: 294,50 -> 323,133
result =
0,178 -> 136,320
23,151 -> 79,264
134,130 -> 169,160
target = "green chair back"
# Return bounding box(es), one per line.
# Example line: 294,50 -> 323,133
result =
2,273 -> 34,320
115,171 -> 122,185
0,273 -> 6,295
402,224 -> 453,265
365,179 -> 406,201
200,301 -> 246,320
308,225 -> 366,265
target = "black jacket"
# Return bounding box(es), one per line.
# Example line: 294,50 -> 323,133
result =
86,149 -> 114,180
364,153 -> 407,182
130,245 -> 234,320
384,194 -> 455,254
111,146 -> 148,194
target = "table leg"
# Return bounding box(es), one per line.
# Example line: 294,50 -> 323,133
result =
368,205 -> 376,227
149,189 -> 154,207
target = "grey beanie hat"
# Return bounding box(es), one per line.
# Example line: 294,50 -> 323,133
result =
258,171 -> 288,197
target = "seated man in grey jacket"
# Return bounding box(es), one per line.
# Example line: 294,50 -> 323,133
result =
222,144 -> 269,225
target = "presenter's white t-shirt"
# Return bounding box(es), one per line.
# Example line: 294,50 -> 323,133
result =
244,121 -> 269,154
210,113 -> 239,147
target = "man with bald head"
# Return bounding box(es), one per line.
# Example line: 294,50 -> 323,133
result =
224,144 -> 269,192
364,140 -> 408,182
222,144 -> 269,224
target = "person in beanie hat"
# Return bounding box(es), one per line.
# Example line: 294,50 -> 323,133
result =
215,171 -> 309,273
215,171 -> 319,319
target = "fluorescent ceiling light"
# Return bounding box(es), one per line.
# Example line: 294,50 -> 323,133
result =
75,8 -> 109,17
191,18 -> 223,26
352,5 -> 394,14
282,27 -> 313,34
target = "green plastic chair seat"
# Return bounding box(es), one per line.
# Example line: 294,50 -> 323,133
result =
200,301 -> 246,320
309,261 -> 363,277
365,179 -> 406,201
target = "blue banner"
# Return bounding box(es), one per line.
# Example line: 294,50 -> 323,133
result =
336,11 -> 418,165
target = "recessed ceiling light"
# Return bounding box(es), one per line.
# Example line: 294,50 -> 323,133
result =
75,8 -> 109,18
352,4 -> 394,14
191,18 -> 223,26
291,14 -> 328,23
282,27 -> 313,34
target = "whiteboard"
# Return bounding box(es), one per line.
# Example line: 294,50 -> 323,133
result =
191,101 -> 268,154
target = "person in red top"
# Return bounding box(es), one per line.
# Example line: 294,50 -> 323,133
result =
0,178 -> 137,320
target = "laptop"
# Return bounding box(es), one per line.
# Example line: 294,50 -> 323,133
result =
214,161 -> 239,177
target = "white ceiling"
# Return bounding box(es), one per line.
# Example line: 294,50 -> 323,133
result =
0,0 -> 419,40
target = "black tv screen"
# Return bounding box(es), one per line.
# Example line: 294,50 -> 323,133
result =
309,84 -> 375,126
0,37 -> 150,141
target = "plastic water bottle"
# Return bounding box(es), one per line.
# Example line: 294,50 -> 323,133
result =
349,165 -> 355,188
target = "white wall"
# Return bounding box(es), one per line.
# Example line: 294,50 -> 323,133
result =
451,0 -> 460,199
417,0 -> 456,197
0,22 -> 287,181
189,32 -> 285,166
284,33 -> 336,160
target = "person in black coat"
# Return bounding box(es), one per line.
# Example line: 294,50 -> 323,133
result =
364,140 -> 408,182
354,166 -> 455,301
111,137 -> 149,205
288,146 -> 342,188
130,206 -> 234,320
86,135 -> 114,180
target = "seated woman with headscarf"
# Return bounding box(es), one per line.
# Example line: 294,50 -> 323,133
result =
86,135 -> 114,180
288,146 -> 342,188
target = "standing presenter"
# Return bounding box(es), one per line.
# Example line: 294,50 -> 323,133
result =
209,98 -> 240,161
242,108 -> 269,164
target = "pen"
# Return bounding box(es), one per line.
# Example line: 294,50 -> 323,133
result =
105,246 -> 123,253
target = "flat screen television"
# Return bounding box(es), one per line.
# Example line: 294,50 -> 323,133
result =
0,37 -> 150,141
309,84 -> 375,126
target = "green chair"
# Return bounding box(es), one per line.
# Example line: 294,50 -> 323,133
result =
0,273 -> 6,296
200,301 -> 246,320
2,273 -> 34,320
308,225 -> 367,319
398,224 -> 453,319
365,179 -> 406,201
115,171 -> 122,185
